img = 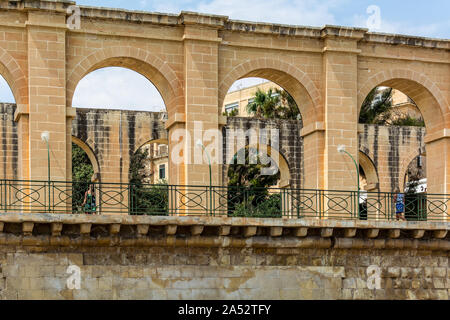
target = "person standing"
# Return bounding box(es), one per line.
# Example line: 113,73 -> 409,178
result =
82,184 -> 97,215
393,188 -> 406,221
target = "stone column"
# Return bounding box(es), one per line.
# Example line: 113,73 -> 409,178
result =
24,11 -> 69,213
322,27 -> 366,191
321,27 -> 366,217
26,11 -> 68,182
167,14 -> 225,214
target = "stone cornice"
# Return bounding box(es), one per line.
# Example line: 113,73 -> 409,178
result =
2,1 -> 448,49
0,213 -> 448,250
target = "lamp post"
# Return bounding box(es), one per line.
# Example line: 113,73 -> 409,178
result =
337,145 -> 360,218
41,131 -> 51,211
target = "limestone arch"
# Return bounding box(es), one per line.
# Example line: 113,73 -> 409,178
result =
224,145 -> 292,188
134,138 -> 169,155
0,47 -> 27,106
219,58 -> 322,126
358,151 -> 379,192
72,136 -> 101,182
358,69 -> 448,132
399,146 -> 426,192
67,46 -> 184,116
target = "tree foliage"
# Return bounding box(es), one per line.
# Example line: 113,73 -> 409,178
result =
359,87 -> 425,127
246,88 -> 301,120
227,147 -> 282,218
359,87 -> 393,124
71,143 -> 94,212
129,147 -> 168,215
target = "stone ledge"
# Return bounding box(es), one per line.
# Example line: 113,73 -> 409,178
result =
0,213 -> 448,249
2,1 -> 448,48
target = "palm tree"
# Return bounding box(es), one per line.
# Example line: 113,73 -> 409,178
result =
246,88 -> 301,120
359,87 -> 393,124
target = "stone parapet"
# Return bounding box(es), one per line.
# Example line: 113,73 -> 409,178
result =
0,213 -> 448,250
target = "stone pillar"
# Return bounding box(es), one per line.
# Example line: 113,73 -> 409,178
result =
322,27 -> 366,192
301,127 -> 325,190
182,18 -> 222,187
26,11 -> 68,182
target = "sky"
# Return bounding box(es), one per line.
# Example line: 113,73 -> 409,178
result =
0,0 -> 449,110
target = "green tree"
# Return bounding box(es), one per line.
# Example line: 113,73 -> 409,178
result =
129,148 -> 168,215
359,87 -> 393,124
71,143 -> 94,212
227,147 -> 281,218
359,87 -> 425,127
246,88 -> 301,120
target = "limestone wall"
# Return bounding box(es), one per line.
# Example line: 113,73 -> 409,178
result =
0,103 -> 426,190
71,108 -> 167,183
0,214 -> 448,300
359,124 -> 425,192
0,103 -> 17,179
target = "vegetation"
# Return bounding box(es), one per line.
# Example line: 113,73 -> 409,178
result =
227,147 -> 282,218
246,88 -> 301,120
223,108 -> 239,117
71,143 -> 94,212
129,148 -> 168,215
359,87 -> 425,127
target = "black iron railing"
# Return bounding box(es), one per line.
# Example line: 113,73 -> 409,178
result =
0,179 -> 448,221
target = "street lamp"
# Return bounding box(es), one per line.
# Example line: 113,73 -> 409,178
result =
337,145 -> 360,218
41,131 -> 51,212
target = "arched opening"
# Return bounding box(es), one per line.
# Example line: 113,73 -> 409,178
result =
403,154 -> 427,194
73,67 -> 166,112
222,76 -> 307,123
130,139 -> 169,185
222,73 -> 311,189
225,145 -> 291,218
71,137 -> 98,214
359,87 -> 424,127
358,74 -> 445,193
128,139 -> 169,216
0,74 -> 18,180
359,151 -> 379,192
0,74 -> 15,103
71,66 -> 169,185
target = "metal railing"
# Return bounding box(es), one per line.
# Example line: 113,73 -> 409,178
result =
0,179 -> 448,221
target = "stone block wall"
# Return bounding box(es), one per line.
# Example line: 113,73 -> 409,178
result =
359,124 -> 425,192
71,108 -> 167,183
0,103 -> 17,179
0,214 -> 448,300
0,103 -> 427,190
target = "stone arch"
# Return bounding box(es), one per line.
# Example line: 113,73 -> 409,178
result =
133,138 -> 169,155
358,69 -> 448,132
399,146 -> 426,191
72,136 -> 101,182
67,47 -> 184,116
0,47 -> 27,107
223,144 -> 292,188
358,150 -> 379,192
219,58 -> 322,126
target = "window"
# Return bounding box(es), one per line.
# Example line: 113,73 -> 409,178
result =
158,144 -> 168,156
248,98 -> 255,104
159,164 -> 166,180
225,102 -> 239,114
